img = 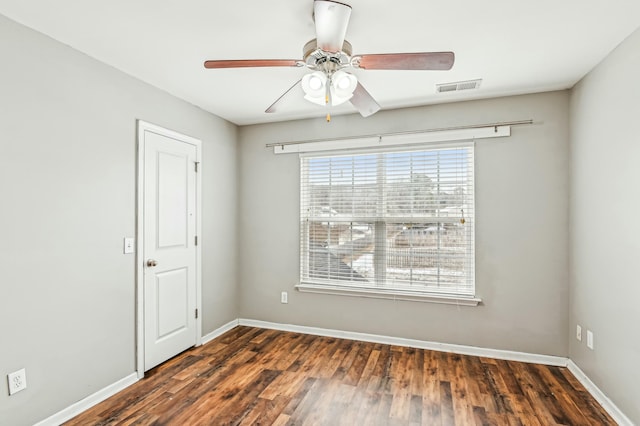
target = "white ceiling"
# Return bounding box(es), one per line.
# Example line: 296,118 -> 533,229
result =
1,1 -> 639,126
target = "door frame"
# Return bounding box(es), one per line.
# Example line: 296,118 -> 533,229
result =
135,120 -> 202,378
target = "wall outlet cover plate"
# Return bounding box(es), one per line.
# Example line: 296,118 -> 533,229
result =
8,368 -> 27,395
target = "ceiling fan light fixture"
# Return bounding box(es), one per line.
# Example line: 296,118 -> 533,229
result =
332,70 -> 357,93
329,70 -> 357,106
302,71 -> 327,94
308,74 -> 324,90
302,71 -> 328,105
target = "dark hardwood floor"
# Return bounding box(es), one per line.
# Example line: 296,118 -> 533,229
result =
65,326 -> 614,425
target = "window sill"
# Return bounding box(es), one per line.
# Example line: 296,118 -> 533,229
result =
295,283 -> 482,306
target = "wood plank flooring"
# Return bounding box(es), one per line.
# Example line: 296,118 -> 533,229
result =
65,327 -> 614,425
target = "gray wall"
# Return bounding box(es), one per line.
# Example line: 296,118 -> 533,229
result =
0,15 -> 238,426
569,27 -> 640,424
238,91 -> 570,356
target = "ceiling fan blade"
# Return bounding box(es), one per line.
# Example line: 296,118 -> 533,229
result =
265,79 -> 304,113
204,59 -> 301,69
350,82 -> 381,117
354,52 -> 455,70
314,0 -> 352,53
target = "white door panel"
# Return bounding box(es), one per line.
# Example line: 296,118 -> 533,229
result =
155,268 -> 189,339
157,151 -> 189,248
142,127 -> 198,371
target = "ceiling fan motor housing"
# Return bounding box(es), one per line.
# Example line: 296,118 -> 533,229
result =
303,39 -> 353,73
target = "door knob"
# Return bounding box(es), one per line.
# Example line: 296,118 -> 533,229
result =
146,259 -> 158,267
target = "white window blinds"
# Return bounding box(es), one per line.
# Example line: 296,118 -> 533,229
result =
300,143 -> 475,297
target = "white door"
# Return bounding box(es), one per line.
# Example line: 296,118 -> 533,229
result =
140,123 -> 199,371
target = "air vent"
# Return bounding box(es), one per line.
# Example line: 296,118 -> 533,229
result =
436,79 -> 482,93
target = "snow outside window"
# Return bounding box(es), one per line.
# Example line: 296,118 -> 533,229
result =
300,144 -> 475,298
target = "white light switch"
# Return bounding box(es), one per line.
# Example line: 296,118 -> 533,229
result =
587,330 -> 594,350
123,237 -> 135,254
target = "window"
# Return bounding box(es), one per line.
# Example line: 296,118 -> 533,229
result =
299,143 -> 475,302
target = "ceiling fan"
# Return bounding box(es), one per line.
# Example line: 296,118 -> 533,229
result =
204,0 -> 455,120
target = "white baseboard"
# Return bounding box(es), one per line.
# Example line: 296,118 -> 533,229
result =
201,318 -> 239,345
34,373 -> 139,426
238,318 -> 568,367
567,360 -> 633,426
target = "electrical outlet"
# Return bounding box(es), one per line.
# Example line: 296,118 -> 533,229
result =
281,291 -> 288,304
587,330 -> 594,350
7,368 -> 27,395
576,324 -> 582,341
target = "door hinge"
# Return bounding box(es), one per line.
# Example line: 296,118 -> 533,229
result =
195,235 -> 198,246
194,161 -> 200,172
195,308 -> 198,319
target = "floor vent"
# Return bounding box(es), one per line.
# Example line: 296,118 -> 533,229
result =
436,79 -> 482,93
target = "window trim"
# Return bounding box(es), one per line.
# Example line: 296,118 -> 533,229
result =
299,142 -> 477,302
295,282 -> 481,306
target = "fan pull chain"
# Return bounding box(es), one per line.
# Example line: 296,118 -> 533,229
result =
460,209 -> 466,224
325,81 -> 331,122
326,92 -> 331,122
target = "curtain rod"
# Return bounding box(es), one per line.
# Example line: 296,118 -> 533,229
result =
264,119 -> 534,148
